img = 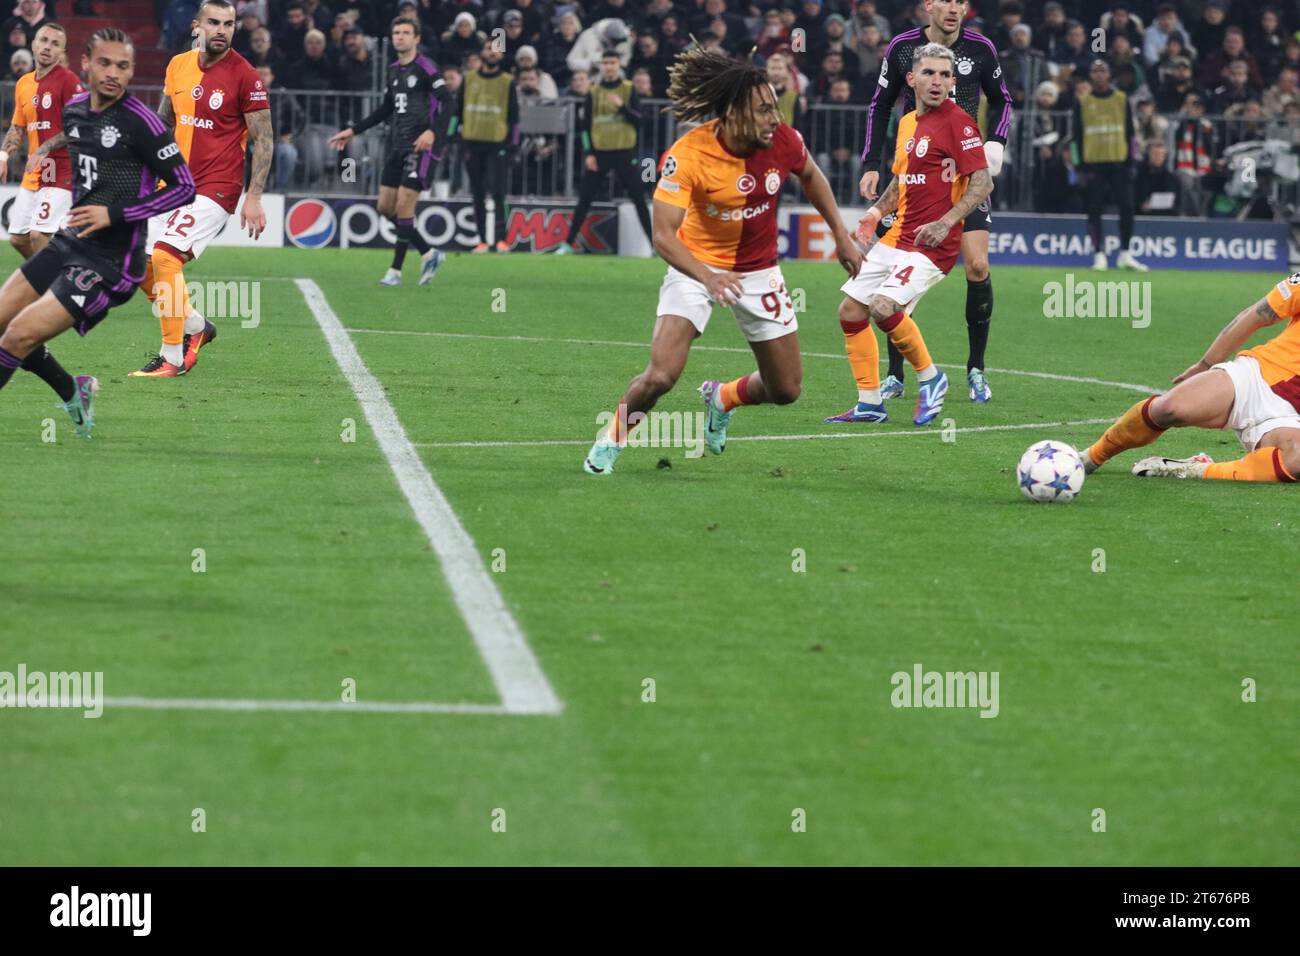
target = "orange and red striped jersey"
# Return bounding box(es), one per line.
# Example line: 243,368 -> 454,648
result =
879,99 -> 988,273
10,66 -> 81,191
653,119 -> 807,272
1251,274 -> 1300,412
163,48 -> 268,213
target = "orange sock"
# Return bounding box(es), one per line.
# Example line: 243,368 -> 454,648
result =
150,248 -> 189,347
1205,446 -> 1298,482
877,312 -> 932,374
140,258 -> 159,302
1086,397 -> 1164,466
719,373 -> 757,411
605,403 -> 634,445
840,316 -> 880,392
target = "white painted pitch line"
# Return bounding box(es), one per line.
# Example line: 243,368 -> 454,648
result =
297,278 -> 562,717
344,327 -> 1161,395
104,697 -> 515,715
411,418 -> 1117,450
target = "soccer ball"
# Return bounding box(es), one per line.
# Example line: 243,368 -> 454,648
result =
1017,440 -> 1085,503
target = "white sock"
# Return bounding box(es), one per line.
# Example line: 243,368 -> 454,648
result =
161,342 -> 184,366
916,364 -> 938,382
385,266 -> 400,276
421,249 -> 435,261
858,388 -> 881,405
183,309 -> 205,335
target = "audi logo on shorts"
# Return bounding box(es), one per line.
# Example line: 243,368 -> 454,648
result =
736,173 -> 756,194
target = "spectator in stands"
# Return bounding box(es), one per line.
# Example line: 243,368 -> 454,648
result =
1263,67 -> 1300,119
1,21 -> 27,69
541,11 -> 580,89
567,18 -> 630,77
498,10 -> 527,63
1103,4 -> 1144,53
246,27 -> 283,75
233,6 -> 261,57
1000,23 -> 1046,108
1133,96 -> 1169,152
990,1 -> 1024,54
277,3 -> 311,56
442,12 -> 485,69
854,23 -> 885,83
515,45 -> 558,99
162,0 -> 200,51
591,0 -> 640,33
1191,0 -> 1228,64
1272,100 -> 1300,146
814,77 -> 858,202
1224,100 -> 1267,149
629,31 -> 668,96
810,49 -> 854,102
793,0 -> 828,67
1249,6 -> 1287,83
756,8 -> 789,61
566,65 -> 590,98
1153,33 -> 1191,84
1172,92 -> 1218,216
338,27 -> 373,119
300,0 -> 331,32
2,0 -> 50,47
893,1 -> 926,37
1135,140 -> 1178,215
766,51 -> 805,130
1051,20 -> 1092,79
1212,60 -> 1259,115
257,63 -> 305,192
822,15 -> 860,78
505,0 -> 544,46
658,13 -> 688,56
1033,1 -> 1068,61
643,0 -> 676,37
691,0 -> 746,54
5,47 -> 31,83
851,0 -> 889,44
1198,27 -> 1262,92
1108,35 -> 1147,96
1155,54 -> 1198,113
1029,80 -> 1070,213
1142,5 -> 1188,69
433,0 -> 484,38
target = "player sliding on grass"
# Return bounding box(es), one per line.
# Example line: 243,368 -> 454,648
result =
826,43 -> 993,427
583,47 -> 862,475
327,15 -> 450,287
0,29 -> 195,435
1081,274 -> 1300,483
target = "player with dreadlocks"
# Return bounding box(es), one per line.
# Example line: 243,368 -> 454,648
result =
583,47 -> 862,475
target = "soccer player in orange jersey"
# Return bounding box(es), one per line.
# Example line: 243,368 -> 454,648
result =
1,23 -> 83,258
826,43 -> 993,427
1080,276 -> 1300,483
583,47 -> 862,475
128,0 -> 273,377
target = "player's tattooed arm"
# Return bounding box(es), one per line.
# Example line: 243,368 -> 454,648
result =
244,109 -> 273,198
872,176 -> 901,217
942,168 -> 993,227
1176,296 -> 1284,383
1,123 -> 22,156
158,95 -> 175,129
25,131 -> 65,176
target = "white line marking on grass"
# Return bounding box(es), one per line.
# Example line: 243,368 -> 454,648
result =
104,697 -> 512,715
345,327 -> 1161,395
299,279 -> 562,716
412,418 -> 1117,450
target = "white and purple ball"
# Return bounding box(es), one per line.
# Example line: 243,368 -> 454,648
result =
1017,440 -> 1085,503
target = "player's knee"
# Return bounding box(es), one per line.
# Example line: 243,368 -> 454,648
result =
1147,393 -> 1185,428
639,364 -> 679,397
9,234 -> 28,257
1,315 -> 40,354
838,297 -> 869,331
965,258 -> 989,282
1277,436 -> 1300,478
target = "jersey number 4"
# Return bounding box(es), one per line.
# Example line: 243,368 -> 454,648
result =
165,209 -> 196,237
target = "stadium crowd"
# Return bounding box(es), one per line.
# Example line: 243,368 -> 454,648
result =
4,1 -> 1300,216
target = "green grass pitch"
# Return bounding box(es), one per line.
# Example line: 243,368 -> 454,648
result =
1,247 -> 1295,865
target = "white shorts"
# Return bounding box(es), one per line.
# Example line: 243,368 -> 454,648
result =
657,264 -> 798,343
146,194 -> 230,260
1214,354 -> 1300,450
840,242 -> 947,311
5,187 -> 67,235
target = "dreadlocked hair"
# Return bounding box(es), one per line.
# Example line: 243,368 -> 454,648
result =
86,27 -> 133,56
666,46 -> 769,144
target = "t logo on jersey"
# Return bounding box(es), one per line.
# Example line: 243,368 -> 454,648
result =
395,92 -> 408,113
77,153 -> 97,190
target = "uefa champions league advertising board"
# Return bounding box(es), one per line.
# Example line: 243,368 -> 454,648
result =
282,197 -> 621,253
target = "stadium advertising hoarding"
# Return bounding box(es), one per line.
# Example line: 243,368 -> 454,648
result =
0,186 -> 284,247
283,197 -> 621,253
769,205 -> 1288,271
